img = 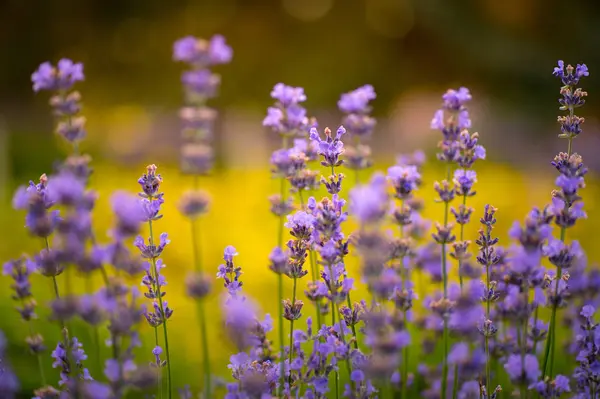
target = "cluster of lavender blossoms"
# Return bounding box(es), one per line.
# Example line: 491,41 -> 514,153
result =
3,36 -> 597,399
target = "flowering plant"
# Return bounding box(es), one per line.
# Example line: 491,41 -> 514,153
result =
2,37 -> 595,399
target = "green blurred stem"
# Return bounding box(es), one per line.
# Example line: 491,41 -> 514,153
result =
346,293 -> 359,350
44,238 -> 61,300
327,263 -> 340,399
288,277 -> 297,387
25,309 -> 46,385
521,284 -> 529,398
398,203 -> 409,398
331,298 -> 340,399
309,250 -> 322,328
197,299 -> 211,398
532,307 -> 539,354
458,193 -> 467,290
190,215 -> 211,398
485,223 -> 492,396
543,136 -> 573,379
154,327 -> 162,399
451,365 -> 459,399
149,219 -> 172,399
276,135 -> 289,397
441,165 -> 452,399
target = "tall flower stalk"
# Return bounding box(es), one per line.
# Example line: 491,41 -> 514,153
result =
173,34 -> 232,398
338,85 -> 376,184
263,83 -> 309,393
430,87 -> 472,397
137,165 -> 173,399
387,159 -> 422,397
3,257 -> 46,385
476,205 -> 500,395
542,61 -> 589,379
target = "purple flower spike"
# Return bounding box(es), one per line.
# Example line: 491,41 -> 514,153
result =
338,84 -> 376,114
32,59 -> 84,92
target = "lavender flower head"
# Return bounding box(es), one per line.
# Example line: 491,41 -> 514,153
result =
310,126 -> 346,169
263,83 -> 308,135
349,173 -> 389,225
52,336 -> 93,386
31,59 -> 84,92
12,174 -> 59,238
338,84 -> 377,139
432,87 -> 473,164
552,61 -> 588,139
217,246 -> 243,298
387,165 -> 421,200
32,59 -> 87,143
173,35 -> 233,66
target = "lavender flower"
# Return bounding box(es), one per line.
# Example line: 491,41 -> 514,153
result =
51,335 -> 93,386
338,85 -> 377,173
217,246 -> 243,298
32,59 -> 86,144
12,175 -> 59,238
263,83 -> 308,135
31,59 -> 84,92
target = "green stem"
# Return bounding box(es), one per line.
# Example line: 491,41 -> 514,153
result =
149,220 -> 172,399
277,272 -> 285,396
154,327 -> 162,399
532,307 -> 539,355
485,238 -> 492,396
346,293 -> 359,350
26,321 -> 46,385
451,365 -> 459,399
401,337 -> 409,399
197,300 -> 211,398
191,220 -> 203,273
331,299 -> 340,399
309,250 -> 322,328
544,117 -> 574,379
458,194 -> 467,290
276,136 -> 289,397
441,165 -> 452,399
190,216 -> 211,398
328,263 -> 341,399
288,277 -> 298,388
44,238 -> 61,300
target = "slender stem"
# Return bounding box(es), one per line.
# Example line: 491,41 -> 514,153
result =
197,300 -> 211,398
190,215 -> 211,398
451,365 -> 459,399
531,307 -> 540,357
346,293 -> 359,350
485,236 -> 492,396
25,319 -> 46,385
276,135 -> 289,397
544,137 -> 573,378
309,250 -> 322,328
154,327 -> 162,399
149,220 -> 172,399
331,297 -> 340,399
36,352 -> 46,386
401,339 -> 409,399
334,302 -> 354,387
458,193 -> 467,290
327,263 -> 341,399
44,238 -> 62,300
441,165 -> 452,399
191,221 -> 202,273
288,277 -> 298,388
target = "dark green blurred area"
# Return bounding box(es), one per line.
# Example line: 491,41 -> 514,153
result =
2,0 -> 600,111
